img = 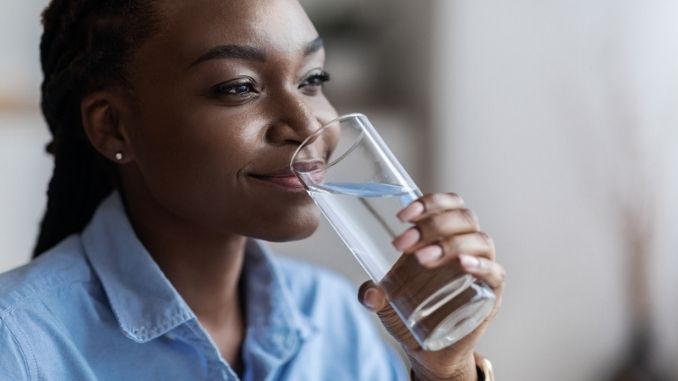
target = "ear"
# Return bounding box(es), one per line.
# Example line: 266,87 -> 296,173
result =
80,90 -> 135,164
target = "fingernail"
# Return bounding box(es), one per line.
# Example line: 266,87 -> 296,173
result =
415,245 -> 443,264
459,254 -> 480,269
392,228 -> 420,251
397,201 -> 424,222
363,288 -> 378,309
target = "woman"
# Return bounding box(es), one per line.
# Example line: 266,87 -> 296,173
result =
0,0 -> 505,380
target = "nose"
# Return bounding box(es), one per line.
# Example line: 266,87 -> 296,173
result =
264,91 -> 323,146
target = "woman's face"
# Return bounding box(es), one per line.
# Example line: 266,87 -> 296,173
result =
122,0 -> 337,241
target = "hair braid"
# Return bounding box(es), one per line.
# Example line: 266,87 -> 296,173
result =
34,0 -> 157,257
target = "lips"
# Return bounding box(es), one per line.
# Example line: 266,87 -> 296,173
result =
249,170 -> 304,189
249,173 -> 304,189
249,160 -> 326,190
290,160 -> 326,174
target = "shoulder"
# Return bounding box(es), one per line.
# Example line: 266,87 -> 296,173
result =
0,235 -> 93,315
0,316 -> 32,380
0,235 -> 99,351
0,235 -> 96,380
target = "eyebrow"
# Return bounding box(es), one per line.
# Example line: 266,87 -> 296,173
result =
189,37 -> 324,69
189,45 -> 266,68
303,37 -> 324,56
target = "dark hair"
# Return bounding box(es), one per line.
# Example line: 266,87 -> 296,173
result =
34,0 -> 158,257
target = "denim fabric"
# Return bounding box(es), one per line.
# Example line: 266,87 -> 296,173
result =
0,192 -> 407,380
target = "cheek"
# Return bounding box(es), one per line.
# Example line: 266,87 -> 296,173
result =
127,109 -> 323,241
311,95 -> 339,125
129,107 -> 253,218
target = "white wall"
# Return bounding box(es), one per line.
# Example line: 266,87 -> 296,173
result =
0,0 -> 45,100
0,0 -> 51,270
430,1 -> 678,380
0,115 -> 51,270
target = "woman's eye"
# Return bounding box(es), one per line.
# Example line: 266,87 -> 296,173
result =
210,80 -> 257,97
299,71 -> 331,89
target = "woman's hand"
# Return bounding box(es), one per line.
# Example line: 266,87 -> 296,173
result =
358,193 -> 505,381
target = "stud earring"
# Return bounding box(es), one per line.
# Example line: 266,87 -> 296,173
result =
115,152 -> 123,161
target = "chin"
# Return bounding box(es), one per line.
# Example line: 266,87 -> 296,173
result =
253,207 -> 322,242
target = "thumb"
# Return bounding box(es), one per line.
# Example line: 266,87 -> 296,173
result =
357,280 -> 388,312
358,280 -> 420,350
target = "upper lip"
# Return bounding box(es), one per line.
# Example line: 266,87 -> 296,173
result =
250,160 -> 325,178
249,168 -> 296,178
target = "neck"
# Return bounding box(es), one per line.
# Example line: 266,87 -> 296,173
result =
118,183 -> 247,330
144,227 -> 247,325
118,173 -> 248,371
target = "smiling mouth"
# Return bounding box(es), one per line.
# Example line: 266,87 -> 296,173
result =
248,172 -> 306,190
249,160 -> 326,191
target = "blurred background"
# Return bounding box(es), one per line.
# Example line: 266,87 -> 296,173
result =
1,0 -> 678,380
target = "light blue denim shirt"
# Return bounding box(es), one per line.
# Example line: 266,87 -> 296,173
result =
0,192 -> 407,380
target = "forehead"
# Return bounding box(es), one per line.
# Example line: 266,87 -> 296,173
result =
150,0 -> 319,63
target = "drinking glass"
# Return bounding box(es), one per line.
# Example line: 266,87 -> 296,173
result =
290,113 -> 496,351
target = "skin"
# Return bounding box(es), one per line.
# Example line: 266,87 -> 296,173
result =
79,0 -> 505,379
361,193 -> 505,380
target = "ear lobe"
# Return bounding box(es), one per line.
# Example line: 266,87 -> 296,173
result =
81,91 -> 133,163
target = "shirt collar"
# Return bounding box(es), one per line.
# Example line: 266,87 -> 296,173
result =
240,240 -> 317,378
81,192 -> 193,343
242,240 -> 315,349
81,191 -> 314,346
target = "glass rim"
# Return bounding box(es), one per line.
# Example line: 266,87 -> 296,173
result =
290,112 -> 368,174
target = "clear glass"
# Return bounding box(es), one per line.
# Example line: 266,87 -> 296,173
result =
290,113 -> 496,351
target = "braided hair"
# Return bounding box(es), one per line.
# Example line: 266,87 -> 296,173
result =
34,0 -> 158,257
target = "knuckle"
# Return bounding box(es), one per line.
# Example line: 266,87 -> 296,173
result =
460,208 -> 480,228
445,192 -> 464,204
477,232 -> 496,260
447,235 -> 463,253
477,231 -> 494,246
439,236 -> 455,254
446,191 -> 459,197
419,193 -> 436,209
499,267 -> 507,283
430,212 -> 447,227
430,192 -> 449,206
414,217 -> 434,234
422,192 -> 465,211
477,256 -> 488,270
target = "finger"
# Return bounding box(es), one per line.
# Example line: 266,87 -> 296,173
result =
357,280 -> 388,312
392,209 -> 479,252
442,231 -> 495,261
397,192 -> 465,222
458,256 -> 506,290
358,280 -> 421,349
413,231 -> 495,267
